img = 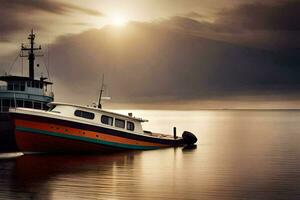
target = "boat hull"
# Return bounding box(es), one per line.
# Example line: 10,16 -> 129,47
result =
0,113 -> 18,152
11,113 -> 185,153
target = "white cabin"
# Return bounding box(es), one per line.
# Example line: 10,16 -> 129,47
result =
27,102 -> 147,135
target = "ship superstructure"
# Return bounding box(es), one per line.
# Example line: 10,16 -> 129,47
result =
0,30 -> 54,152
0,30 -> 54,112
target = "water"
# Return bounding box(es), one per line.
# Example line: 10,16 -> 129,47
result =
1,110 -> 300,200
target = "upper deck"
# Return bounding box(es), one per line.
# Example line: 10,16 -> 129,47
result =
0,30 -> 54,112
0,76 -> 53,98
0,76 -> 54,111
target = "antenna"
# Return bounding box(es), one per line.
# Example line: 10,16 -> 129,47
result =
98,74 -> 105,109
20,29 -> 43,80
47,43 -> 51,80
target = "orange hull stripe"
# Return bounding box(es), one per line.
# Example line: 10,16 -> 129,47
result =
15,119 -> 167,147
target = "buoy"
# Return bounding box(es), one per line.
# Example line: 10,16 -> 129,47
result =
182,131 -> 197,145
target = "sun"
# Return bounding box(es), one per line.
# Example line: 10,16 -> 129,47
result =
111,14 -> 127,27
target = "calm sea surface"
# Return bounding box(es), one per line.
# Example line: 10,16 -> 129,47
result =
1,110 -> 300,200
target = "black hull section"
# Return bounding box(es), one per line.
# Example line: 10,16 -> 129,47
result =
0,113 -> 18,152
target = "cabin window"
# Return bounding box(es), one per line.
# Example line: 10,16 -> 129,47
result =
74,110 -> 95,120
1,99 -> 9,112
43,103 -> 49,110
34,82 -> 36,88
10,99 -> 15,107
101,115 -> 113,126
2,99 -> 9,107
14,83 -> 20,91
24,101 -> 33,108
16,100 -> 23,107
115,118 -> 125,129
7,83 -> 13,90
127,122 -> 135,131
34,102 -> 41,109
20,81 -> 25,91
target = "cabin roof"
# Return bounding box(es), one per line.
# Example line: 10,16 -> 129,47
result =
48,102 -> 148,122
0,75 -> 53,85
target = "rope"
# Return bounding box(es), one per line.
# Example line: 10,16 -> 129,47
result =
8,50 -> 21,74
41,57 -> 51,81
41,44 -> 51,81
21,54 -> 23,76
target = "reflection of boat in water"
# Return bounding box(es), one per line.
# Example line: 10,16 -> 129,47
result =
9,101 -> 197,153
0,30 -> 54,152
1,152 -> 135,200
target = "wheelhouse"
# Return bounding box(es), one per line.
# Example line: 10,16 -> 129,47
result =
0,30 -> 54,112
0,76 -> 53,112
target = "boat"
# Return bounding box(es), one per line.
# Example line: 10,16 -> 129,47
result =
2,31 -> 197,154
0,30 -> 54,151
9,101 -> 197,153
9,79 -> 197,153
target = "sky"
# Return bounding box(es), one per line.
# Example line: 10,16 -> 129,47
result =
0,0 -> 299,109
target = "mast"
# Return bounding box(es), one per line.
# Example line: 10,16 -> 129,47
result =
21,29 -> 42,80
98,74 -> 105,109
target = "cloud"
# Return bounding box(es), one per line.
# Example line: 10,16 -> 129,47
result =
182,12 -> 205,20
167,1 -> 300,49
34,22 -> 299,107
1,1 -> 299,108
0,0 -> 102,41
218,0 -> 300,31
159,16 -> 213,31
0,0 -> 102,16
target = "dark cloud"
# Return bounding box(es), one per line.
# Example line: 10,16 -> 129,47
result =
168,1 -> 300,49
0,0 -> 102,16
0,0 -> 102,41
32,22 -> 298,106
1,1 -> 300,108
218,0 -> 300,31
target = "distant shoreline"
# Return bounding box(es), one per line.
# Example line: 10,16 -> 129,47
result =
110,108 -> 300,111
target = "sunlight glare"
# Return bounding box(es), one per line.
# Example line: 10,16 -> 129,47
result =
111,14 -> 127,27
